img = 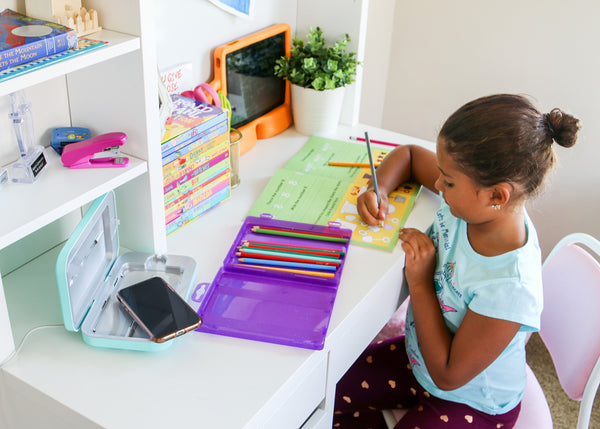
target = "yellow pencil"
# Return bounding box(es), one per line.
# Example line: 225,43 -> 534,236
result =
233,263 -> 335,278
328,162 -> 380,168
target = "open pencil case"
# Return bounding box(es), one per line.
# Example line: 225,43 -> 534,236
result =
194,215 -> 352,350
55,190 -> 197,352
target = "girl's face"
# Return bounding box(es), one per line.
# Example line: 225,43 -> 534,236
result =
434,139 -> 492,224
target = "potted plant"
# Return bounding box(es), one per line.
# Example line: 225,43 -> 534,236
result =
274,27 -> 359,135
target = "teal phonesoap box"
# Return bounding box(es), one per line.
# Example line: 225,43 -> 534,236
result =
56,190 -> 197,352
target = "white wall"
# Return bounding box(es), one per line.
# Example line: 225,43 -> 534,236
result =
364,0 -> 600,256
360,0 -> 395,128
155,0 -> 298,87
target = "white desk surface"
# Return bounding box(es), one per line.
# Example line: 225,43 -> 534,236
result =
0,124 -> 438,429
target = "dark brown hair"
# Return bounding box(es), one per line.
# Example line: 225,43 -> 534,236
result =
439,94 -> 581,198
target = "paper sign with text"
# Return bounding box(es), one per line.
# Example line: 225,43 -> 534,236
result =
160,63 -> 193,95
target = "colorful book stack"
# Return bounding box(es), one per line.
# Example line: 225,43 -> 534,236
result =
161,94 -> 230,235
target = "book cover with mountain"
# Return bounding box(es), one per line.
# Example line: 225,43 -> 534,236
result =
0,9 -> 77,72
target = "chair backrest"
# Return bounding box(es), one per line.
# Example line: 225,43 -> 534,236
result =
540,233 -> 600,401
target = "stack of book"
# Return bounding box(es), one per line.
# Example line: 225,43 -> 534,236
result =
161,95 -> 231,235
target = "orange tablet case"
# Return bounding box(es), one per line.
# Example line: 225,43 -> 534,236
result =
209,24 -> 292,155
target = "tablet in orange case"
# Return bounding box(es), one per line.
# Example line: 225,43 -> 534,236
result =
209,24 -> 292,155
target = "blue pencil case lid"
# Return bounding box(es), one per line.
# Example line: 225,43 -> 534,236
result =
55,191 -> 197,352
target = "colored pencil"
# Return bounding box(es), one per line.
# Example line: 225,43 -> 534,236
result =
251,226 -> 349,243
236,251 -> 340,266
233,263 -> 335,279
237,257 -> 337,271
253,226 -> 341,238
365,131 -> 381,206
242,240 -> 344,255
240,242 -> 344,258
350,135 -> 400,147
328,162 -> 380,168
238,246 -> 341,261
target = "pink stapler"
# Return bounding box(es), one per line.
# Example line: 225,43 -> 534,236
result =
61,132 -> 129,169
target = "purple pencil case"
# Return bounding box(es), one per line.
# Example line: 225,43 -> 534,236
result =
194,215 -> 352,349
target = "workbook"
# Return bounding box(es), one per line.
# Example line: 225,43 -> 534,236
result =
247,136 -> 420,251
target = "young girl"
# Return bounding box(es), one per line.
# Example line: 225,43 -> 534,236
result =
333,94 -> 580,429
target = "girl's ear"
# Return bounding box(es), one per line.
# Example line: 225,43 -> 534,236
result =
489,183 -> 513,207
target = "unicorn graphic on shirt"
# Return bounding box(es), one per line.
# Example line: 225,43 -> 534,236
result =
434,262 -> 457,313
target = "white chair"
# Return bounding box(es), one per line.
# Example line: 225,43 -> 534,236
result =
383,233 -> 600,429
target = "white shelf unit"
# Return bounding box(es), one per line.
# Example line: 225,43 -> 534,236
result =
0,0 -> 165,364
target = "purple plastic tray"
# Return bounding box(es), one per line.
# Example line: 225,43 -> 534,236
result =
196,215 -> 351,349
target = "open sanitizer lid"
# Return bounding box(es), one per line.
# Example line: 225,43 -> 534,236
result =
56,191 -> 120,332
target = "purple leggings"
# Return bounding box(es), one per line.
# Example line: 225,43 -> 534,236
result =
333,336 -> 521,429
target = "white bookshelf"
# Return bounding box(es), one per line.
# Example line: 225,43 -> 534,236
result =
0,30 -> 140,96
0,0 -> 165,365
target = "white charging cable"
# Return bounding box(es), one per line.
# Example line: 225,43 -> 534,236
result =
0,324 -> 63,368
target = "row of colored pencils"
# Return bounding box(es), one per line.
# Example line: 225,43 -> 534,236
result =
235,226 -> 348,278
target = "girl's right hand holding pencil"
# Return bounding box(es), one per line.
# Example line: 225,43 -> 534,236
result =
357,187 -> 388,225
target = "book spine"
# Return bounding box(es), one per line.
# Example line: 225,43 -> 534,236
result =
163,159 -> 230,205
165,165 -> 229,215
162,132 -> 228,175
162,123 -> 228,170
166,187 -> 231,235
163,144 -> 229,194
161,110 -> 227,153
0,30 -> 75,72
161,119 -> 227,161
165,172 -> 230,224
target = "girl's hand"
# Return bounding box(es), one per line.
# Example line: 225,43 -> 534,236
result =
399,228 -> 436,290
357,189 -> 388,225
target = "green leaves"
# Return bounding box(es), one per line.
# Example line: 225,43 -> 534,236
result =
274,26 -> 359,91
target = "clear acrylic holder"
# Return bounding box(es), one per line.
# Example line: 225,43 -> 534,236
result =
9,90 -> 47,183
11,147 -> 47,183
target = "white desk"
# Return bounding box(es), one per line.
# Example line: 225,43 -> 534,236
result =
0,125 -> 438,429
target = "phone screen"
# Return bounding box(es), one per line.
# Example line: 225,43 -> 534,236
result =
117,277 -> 202,342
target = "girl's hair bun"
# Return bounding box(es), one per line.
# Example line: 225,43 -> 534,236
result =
545,108 -> 581,148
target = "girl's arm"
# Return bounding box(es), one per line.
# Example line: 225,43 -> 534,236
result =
400,228 -> 521,391
357,144 -> 439,225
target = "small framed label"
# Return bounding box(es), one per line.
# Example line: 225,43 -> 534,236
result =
30,152 -> 47,177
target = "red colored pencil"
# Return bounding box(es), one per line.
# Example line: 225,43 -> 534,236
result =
349,136 -> 400,147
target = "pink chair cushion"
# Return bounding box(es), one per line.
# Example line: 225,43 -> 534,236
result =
513,365 -> 552,428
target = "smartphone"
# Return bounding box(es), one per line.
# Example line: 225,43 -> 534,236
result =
116,277 -> 202,343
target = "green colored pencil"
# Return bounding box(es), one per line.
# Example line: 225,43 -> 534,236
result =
251,226 -> 349,243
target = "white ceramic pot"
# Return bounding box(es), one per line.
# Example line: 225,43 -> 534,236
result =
291,84 -> 346,136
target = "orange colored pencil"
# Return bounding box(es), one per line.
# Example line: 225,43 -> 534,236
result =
328,162 -> 380,168
233,263 -> 335,278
